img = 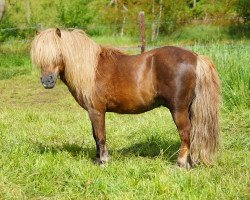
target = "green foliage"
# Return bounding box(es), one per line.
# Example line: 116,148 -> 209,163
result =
170,25 -> 230,43
0,0 -> 60,41
0,0 -> 249,39
58,0 -> 96,29
237,0 -> 250,17
159,0 -> 191,34
192,0 -> 237,18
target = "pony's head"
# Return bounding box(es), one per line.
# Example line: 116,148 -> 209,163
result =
31,28 -> 64,89
31,28 -> 101,102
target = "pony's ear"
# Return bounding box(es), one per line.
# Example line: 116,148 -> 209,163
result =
56,28 -> 61,37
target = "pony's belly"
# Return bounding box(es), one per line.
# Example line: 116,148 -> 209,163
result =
107,104 -> 159,114
106,96 -> 162,114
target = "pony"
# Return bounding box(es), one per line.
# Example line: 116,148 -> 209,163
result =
31,28 -> 220,169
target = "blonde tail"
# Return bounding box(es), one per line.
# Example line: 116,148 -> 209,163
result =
190,55 -> 221,165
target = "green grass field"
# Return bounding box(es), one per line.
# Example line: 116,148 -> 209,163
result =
0,41 -> 249,199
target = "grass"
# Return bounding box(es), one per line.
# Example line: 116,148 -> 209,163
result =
164,24 -> 250,44
0,40 -> 249,199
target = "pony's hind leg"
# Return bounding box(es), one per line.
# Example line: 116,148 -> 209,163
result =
88,110 -> 109,165
171,109 -> 192,169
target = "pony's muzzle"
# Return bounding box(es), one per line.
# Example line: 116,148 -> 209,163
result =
41,73 -> 57,89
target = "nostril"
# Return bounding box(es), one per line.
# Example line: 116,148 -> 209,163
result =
40,74 -> 56,88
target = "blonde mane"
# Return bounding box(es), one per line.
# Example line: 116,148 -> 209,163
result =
31,28 -> 62,68
100,46 -> 125,59
31,28 -> 101,103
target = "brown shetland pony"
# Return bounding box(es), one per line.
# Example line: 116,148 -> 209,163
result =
31,28 -> 220,169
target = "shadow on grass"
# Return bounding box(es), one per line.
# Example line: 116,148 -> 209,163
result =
36,137 -> 180,163
37,142 -> 96,159
118,138 -> 180,163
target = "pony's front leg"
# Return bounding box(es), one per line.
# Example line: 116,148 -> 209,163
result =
88,109 -> 109,165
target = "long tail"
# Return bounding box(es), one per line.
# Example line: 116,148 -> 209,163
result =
190,55 -> 221,165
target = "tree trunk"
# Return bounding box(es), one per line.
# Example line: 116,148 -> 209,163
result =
26,0 -> 31,24
151,0 -> 156,42
120,15 -> 126,36
156,0 -> 162,38
0,0 -> 5,20
114,0 -> 118,35
109,0 -> 118,35
193,0 -> 196,8
120,4 -> 128,37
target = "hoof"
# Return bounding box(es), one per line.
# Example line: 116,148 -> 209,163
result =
177,161 -> 191,170
177,155 -> 198,170
94,155 -> 109,166
177,157 -> 192,170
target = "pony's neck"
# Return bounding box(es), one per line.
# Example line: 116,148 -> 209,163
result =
100,46 -> 125,59
60,71 -> 88,108
59,72 -> 66,84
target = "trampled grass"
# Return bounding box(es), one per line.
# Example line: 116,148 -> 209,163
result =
0,41 -> 249,199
